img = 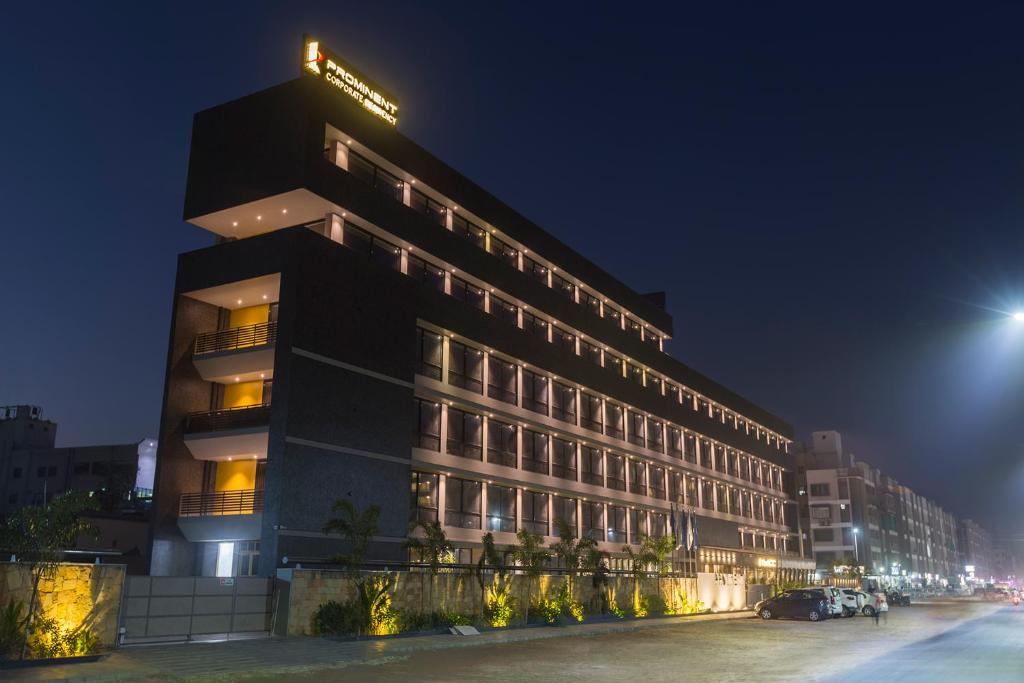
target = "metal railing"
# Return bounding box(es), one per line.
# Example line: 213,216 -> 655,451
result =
194,321 -> 277,355
179,489 -> 265,517
184,404 -> 271,434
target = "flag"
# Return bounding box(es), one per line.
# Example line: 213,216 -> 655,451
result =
686,509 -> 699,552
670,503 -> 684,549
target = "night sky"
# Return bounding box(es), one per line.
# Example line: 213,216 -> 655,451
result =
3,3 -> 1023,534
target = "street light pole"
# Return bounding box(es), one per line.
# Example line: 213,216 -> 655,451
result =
852,527 -> 860,564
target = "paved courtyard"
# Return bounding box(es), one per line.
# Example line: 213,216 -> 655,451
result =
8,599 -> 1017,682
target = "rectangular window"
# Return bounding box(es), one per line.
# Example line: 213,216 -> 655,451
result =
405,254 -> 446,292
646,374 -> 662,395
551,381 -> 576,423
446,407 -> 483,460
487,356 -> 518,405
448,341 -> 483,394
684,433 -> 697,464
628,410 -> 646,447
606,453 -> 626,491
409,187 -> 448,226
487,484 -> 516,533
813,528 -> 834,542
729,487 -> 741,515
626,317 -> 644,340
629,509 -> 647,544
523,255 -> 549,286
649,466 -> 666,499
628,460 -> 647,496
667,426 -> 683,459
522,491 -> 549,536
522,311 -> 549,342
445,478 -> 481,529
666,383 -> 681,403
580,339 -> 602,366
522,429 -> 549,474
522,370 -> 549,415
582,502 -> 605,542
739,455 -> 750,481
581,290 -> 602,317
552,272 -> 575,302
580,393 -> 603,433
604,305 -> 623,328
581,447 -> 603,486
701,480 -> 714,510
72,461 -> 90,475
451,213 -> 486,248
342,221 -> 372,256
552,326 -> 576,353
490,294 -> 518,326
627,363 -> 644,387
410,472 -> 439,523
700,440 -> 712,469
552,495 -> 577,532
412,399 -> 441,450
643,330 -> 660,348
348,150 -> 403,202
551,438 -> 577,481
669,472 -> 683,502
809,483 -> 830,497
714,445 -> 727,473
685,476 -> 698,507
486,419 -> 517,468
715,483 -> 728,512
450,276 -> 486,312
605,352 -> 624,378
489,234 -> 518,268
650,512 -> 667,538
607,505 -> 627,544
646,418 -> 664,453
416,328 -> 443,380
605,403 -> 625,440
753,495 -> 764,520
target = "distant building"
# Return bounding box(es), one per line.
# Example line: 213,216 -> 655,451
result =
959,519 -> 994,583
0,405 -> 156,572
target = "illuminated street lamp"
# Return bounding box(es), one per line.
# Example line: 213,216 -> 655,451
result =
1014,312 -> 1024,322
852,527 -> 860,563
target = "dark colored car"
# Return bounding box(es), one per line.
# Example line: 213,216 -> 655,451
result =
756,589 -> 832,622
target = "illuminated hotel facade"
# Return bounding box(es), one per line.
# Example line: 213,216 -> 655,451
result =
150,39 -> 807,579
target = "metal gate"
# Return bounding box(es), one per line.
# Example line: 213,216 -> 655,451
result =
120,575 -> 273,644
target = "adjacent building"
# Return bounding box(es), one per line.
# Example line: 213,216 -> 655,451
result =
149,36 -> 811,582
959,519 -> 994,583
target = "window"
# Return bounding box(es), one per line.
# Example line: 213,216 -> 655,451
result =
667,426 -> 683,459
627,363 -> 644,387
448,341 -> 483,394
650,512 -> 667,538
605,403 -> 624,440
487,357 -> 517,405
446,407 -> 482,460
416,328 -> 443,380
522,491 -> 549,535
646,374 -> 662,394
581,290 -> 602,317
669,472 -> 683,502
37,466 -> 47,478
445,478 -> 481,529
72,462 -> 90,475
666,383 -> 681,403
813,528 -> 835,542
581,447 -> 603,486
487,484 -> 516,533
410,472 -> 439,523
646,418 -> 664,453
522,311 -> 549,342
837,479 -> 849,499
572,395 -> 600,436
489,234 -> 518,268
523,255 -> 549,286
810,483 -> 830,497
716,483 -> 728,512
701,480 -> 714,510
522,430 -> 549,474
628,460 -> 647,496
552,438 -> 577,481
604,305 -> 623,328
490,294 -> 518,326
626,317 -> 643,340
582,502 -> 605,542
738,455 -> 750,480
522,370 -> 549,415
405,254 -> 446,292
580,339 -> 602,366
451,213 -> 486,247
450,276 -> 486,312
90,462 -> 107,475
628,410 -> 645,447
700,440 -> 712,469
347,150 -> 403,201
714,445 -> 727,473
684,433 -> 697,464
685,476 -> 698,507
607,505 -> 627,544
629,509 -> 647,544
752,495 -> 764,520
412,399 -> 441,450
552,326 -> 576,353
551,381 -> 576,423
552,272 -> 575,302
553,495 -> 577,533
486,419 -> 517,468
649,467 -> 666,499
606,454 -> 626,491
605,352 -> 624,378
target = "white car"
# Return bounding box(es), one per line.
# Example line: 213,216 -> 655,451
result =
802,586 -> 844,617
838,589 -> 869,616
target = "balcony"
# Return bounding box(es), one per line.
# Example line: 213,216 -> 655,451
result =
176,489 -> 264,543
192,322 -> 277,384
183,405 -> 270,461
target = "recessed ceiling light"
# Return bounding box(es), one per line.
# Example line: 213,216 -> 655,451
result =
232,221 -> 238,227
262,294 -> 268,300
237,299 -> 243,305
282,208 -> 288,214
346,139 -> 352,144
341,212 -> 347,216
410,179 -> 416,184
256,215 -> 262,220
234,377 -> 240,382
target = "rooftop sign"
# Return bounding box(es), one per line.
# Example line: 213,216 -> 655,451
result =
303,35 -> 399,127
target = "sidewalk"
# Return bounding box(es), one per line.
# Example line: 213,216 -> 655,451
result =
5,610 -> 751,682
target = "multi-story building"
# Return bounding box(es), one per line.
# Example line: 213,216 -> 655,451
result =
959,519 -> 994,583
796,430 -> 961,584
150,36 -> 806,581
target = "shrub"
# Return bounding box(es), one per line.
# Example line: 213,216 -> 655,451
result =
485,585 -> 515,628
311,600 -> 363,636
0,600 -> 26,661
25,616 -> 99,659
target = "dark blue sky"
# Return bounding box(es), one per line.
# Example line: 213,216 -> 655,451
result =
2,2 -> 1023,532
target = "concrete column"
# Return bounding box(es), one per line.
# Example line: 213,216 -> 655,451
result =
516,488 -> 523,534
697,478 -> 704,509
400,249 -> 409,275
445,208 -> 453,231
482,352 -> 490,397
402,182 -> 412,206
329,139 -> 348,170
439,404 -> 449,457
481,415 -> 489,463
441,337 -> 451,383
516,366 -> 523,409
481,482 -> 489,533
444,272 -> 452,295
516,425 -> 523,470
483,291 -> 490,314
437,474 -> 447,527
327,212 -> 344,243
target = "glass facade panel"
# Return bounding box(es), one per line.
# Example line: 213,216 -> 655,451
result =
445,478 -> 481,529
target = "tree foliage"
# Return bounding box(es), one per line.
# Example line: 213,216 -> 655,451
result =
323,499 -> 380,571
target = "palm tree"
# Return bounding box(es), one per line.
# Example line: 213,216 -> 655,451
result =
549,518 -> 596,602
642,534 -> 676,576
323,499 -> 380,572
403,520 -> 453,615
510,529 -> 547,624
582,544 -> 611,613
622,544 -> 655,616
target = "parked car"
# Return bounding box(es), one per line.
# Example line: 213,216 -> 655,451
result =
863,592 -> 888,616
838,588 -> 868,617
756,590 -> 833,622
802,586 -> 844,618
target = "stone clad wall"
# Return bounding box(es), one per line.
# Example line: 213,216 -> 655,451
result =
0,563 -> 126,649
285,569 -> 705,636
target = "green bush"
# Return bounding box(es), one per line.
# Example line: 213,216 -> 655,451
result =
400,610 -> 473,632
25,616 -> 99,659
484,585 -> 516,627
311,600 -> 363,636
0,600 -> 26,661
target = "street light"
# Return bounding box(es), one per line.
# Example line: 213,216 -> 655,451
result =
1013,312 -> 1024,322
852,527 -> 860,564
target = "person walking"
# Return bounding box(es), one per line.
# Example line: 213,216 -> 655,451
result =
872,592 -> 884,625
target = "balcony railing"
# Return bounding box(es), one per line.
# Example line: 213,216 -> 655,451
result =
184,404 -> 271,434
179,489 -> 265,517
194,321 -> 278,355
